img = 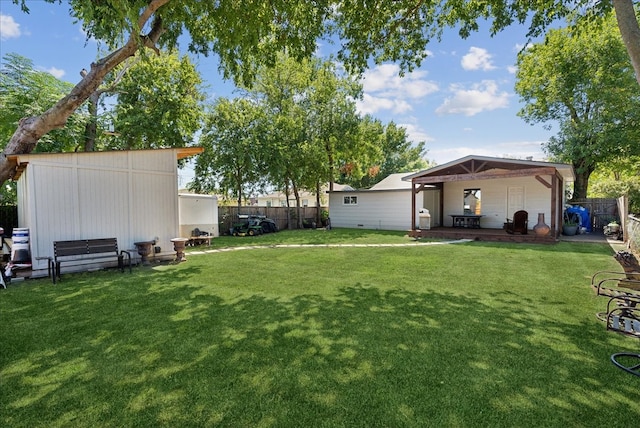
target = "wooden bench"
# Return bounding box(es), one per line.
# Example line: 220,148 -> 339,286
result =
50,238 -> 132,284
187,235 -> 213,246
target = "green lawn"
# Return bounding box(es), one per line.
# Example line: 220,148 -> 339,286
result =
2,230 -> 639,427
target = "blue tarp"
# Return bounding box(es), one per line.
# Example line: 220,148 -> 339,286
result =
565,205 -> 591,232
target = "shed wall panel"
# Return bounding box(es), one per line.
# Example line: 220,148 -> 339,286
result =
77,168 -> 130,242
29,165 -> 80,270
16,149 -> 184,274
131,171 -> 179,251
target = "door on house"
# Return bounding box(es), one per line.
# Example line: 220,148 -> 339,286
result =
507,187 -> 525,219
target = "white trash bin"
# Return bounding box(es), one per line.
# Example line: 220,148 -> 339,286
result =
418,209 -> 431,230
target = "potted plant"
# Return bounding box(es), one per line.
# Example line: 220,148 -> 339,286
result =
562,212 -> 580,236
607,220 -> 620,234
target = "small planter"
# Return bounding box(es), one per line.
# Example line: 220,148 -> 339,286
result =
562,224 -> 579,236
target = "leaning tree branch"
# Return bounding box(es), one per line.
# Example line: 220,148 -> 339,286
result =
613,0 -> 640,87
0,0 -> 171,183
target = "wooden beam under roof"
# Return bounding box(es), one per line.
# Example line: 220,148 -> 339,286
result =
412,167 -> 558,184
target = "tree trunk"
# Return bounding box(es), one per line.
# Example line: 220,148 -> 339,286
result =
572,161 -> 596,199
315,181 -> 322,224
0,0 -> 168,183
613,0 -> 640,87
292,183 -> 302,229
83,91 -> 100,152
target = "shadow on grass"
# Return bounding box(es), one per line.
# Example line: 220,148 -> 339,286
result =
2,266 -> 640,427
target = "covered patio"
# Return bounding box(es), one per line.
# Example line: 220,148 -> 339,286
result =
404,156 -> 575,243
410,226 -> 557,243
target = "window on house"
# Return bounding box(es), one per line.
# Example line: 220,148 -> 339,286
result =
463,189 -> 481,214
302,199 -> 308,207
266,201 -> 272,207
343,196 -> 358,205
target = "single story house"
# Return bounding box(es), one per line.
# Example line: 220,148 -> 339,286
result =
9,147 -> 202,277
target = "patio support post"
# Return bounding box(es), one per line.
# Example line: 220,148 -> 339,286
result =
551,173 -> 558,235
411,180 -> 417,232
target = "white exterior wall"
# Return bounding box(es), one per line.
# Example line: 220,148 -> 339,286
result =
329,190 -> 420,231
178,193 -> 219,238
16,149 -> 182,276
443,176 -> 554,229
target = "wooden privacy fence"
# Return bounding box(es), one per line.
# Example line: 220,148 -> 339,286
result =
569,198 -> 619,231
218,206 -> 328,235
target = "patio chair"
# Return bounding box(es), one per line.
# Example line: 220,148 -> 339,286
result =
505,210 -> 528,234
606,299 -> 640,376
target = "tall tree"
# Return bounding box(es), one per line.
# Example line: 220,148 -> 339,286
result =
191,98 -> 266,207
338,118 -> 431,189
109,50 -> 205,150
5,0 -> 639,185
249,55 -> 313,228
0,53 -> 84,153
304,60 -> 361,194
299,59 -> 361,219
515,14 -> 640,199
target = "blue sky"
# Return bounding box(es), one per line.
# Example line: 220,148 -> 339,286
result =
1,1 -> 556,170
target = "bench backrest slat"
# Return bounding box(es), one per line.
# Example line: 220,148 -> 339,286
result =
54,238 -> 119,259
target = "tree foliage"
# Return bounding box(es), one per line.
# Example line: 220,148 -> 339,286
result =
109,50 -> 205,150
0,53 -> 86,203
515,14 -> 640,199
190,98 -> 266,207
0,53 -> 84,153
4,0 -> 639,185
338,118 -> 431,189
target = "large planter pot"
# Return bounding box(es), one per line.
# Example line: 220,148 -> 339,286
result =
171,238 -> 189,262
562,225 -> 579,236
134,241 -> 155,265
533,213 -> 551,236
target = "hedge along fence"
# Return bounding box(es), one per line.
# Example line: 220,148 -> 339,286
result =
218,206 -> 328,235
628,215 -> 640,255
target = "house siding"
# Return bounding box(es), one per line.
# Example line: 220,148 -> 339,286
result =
443,176 -> 555,229
329,190 -> 420,231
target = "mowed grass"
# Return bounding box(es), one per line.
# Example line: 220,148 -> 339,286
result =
2,229 -> 639,427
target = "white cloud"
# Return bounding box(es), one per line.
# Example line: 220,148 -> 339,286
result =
507,65 -> 517,74
356,93 -> 412,115
356,63 -> 439,116
435,80 -> 510,116
428,140 -> 547,165
461,47 -> 496,71
398,122 -> 434,144
0,14 -> 21,40
45,67 -> 65,79
361,63 -> 438,98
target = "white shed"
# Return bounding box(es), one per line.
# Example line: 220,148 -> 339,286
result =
178,193 -> 219,238
9,147 -> 203,277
